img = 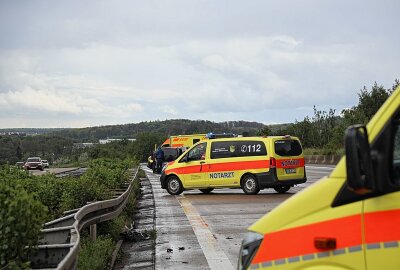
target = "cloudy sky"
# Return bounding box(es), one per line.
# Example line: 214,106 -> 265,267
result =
0,0 -> 398,128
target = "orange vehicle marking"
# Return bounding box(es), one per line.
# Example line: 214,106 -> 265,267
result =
165,160 -> 270,175
252,209 -> 400,265
171,144 -> 184,147
364,209 -> 400,244
252,214 -> 362,263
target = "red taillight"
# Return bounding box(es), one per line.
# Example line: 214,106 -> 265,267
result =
270,157 -> 276,168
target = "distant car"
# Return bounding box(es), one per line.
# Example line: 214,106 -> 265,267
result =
15,161 -> 25,168
42,160 -> 49,168
24,157 -> 43,171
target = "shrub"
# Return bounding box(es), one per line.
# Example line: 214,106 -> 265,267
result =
0,180 -> 47,268
78,236 -> 114,270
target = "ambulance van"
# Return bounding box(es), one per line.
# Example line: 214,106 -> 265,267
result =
161,133 -> 236,149
160,136 -> 306,195
238,87 -> 400,270
161,134 -> 207,148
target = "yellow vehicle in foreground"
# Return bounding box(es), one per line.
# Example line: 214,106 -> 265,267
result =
160,136 -> 306,195
238,87 -> 400,269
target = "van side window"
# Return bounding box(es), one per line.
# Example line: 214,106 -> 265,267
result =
392,126 -> 400,185
274,140 -> 302,156
188,142 -> 207,161
236,141 -> 267,157
211,142 -> 237,159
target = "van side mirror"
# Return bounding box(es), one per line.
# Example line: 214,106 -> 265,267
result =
345,125 -> 375,193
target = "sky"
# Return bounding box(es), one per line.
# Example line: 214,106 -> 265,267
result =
0,0 -> 399,128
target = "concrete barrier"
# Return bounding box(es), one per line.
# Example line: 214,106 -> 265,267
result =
305,155 -> 341,165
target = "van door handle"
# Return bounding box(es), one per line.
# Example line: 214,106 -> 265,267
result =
200,161 -> 205,171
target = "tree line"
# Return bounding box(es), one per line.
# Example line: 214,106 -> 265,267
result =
0,80 -> 398,164
259,80 -> 399,154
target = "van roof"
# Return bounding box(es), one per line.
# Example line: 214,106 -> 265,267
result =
208,136 -> 300,142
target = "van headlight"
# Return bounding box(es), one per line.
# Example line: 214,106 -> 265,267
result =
238,232 -> 263,270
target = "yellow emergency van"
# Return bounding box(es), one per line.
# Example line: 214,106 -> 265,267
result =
161,133 -> 236,149
161,134 -> 207,148
238,87 -> 400,270
160,136 -> 306,195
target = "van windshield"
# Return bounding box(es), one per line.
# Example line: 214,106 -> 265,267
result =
163,148 -> 179,162
274,140 -> 302,156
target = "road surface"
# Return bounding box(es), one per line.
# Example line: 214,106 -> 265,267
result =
140,164 -> 335,269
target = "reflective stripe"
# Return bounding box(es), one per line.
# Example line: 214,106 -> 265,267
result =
250,242 -> 399,268
166,160 -> 270,175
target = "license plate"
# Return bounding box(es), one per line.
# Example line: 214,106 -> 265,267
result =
285,168 -> 296,174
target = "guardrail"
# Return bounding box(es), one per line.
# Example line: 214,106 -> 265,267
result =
28,168 -> 139,269
54,167 -> 87,178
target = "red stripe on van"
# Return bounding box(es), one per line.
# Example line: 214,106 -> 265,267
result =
252,209 -> 400,266
206,160 -> 269,172
171,144 -> 184,147
252,214 -> 362,264
364,209 -> 400,244
166,160 -> 269,175
166,165 -> 202,175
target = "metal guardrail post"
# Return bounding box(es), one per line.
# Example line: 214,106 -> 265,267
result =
90,224 -> 97,241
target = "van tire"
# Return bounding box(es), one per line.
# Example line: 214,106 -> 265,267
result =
199,188 -> 214,194
274,186 -> 290,194
166,176 -> 183,195
241,174 -> 260,195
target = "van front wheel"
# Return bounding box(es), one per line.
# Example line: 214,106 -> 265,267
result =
274,186 -> 290,194
241,175 -> 260,195
167,176 -> 183,195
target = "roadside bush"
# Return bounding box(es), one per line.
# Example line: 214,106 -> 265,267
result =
78,236 -> 114,270
60,177 -> 110,212
98,216 -> 126,242
83,158 -> 132,189
0,180 -> 47,268
0,159 -> 138,269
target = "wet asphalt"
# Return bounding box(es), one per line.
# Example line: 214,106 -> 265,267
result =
117,164 -> 334,270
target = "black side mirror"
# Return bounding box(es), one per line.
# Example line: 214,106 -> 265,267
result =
345,125 -> 375,193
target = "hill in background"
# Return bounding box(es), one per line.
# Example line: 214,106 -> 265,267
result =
51,119 -> 272,142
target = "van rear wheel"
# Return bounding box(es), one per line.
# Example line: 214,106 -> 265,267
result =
166,176 -> 183,195
274,186 -> 290,194
241,174 -> 260,195
199,188 -> 214,194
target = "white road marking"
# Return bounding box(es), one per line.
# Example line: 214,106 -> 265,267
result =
177,195 -> 235,270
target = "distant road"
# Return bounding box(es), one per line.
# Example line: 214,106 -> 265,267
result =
30,167 -> 80,176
